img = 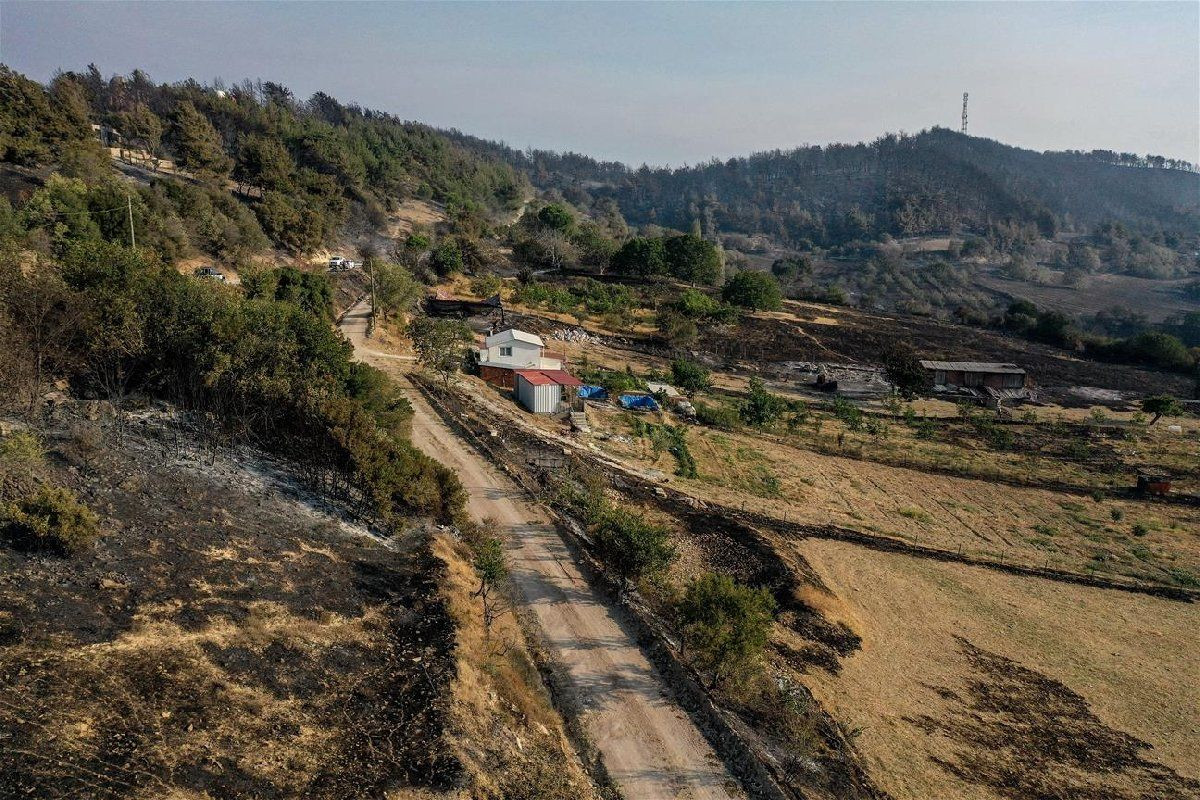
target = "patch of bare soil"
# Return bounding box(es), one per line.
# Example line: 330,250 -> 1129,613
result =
910,637 -> 1200,800
0,420 -> 459,799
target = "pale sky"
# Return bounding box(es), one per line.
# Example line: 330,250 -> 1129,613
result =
1,1 -> 1196,166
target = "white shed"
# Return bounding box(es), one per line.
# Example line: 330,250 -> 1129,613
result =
514,370 -> 583,414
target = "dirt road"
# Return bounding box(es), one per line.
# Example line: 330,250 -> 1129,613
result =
339,299 -> 741,800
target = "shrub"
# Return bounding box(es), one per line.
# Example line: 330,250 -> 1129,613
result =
593,506 -> 676,581
722,270 -> 783,310
0,431 -> 46,491
741,377 -> 787,427
469,273 -> 503,299
679,573 -> 776,688
3,485 -> 99,554
831,396 -> 863,431
1142,394 -> 1182,424
696,401 -> 741,430
670,358 -> 711,396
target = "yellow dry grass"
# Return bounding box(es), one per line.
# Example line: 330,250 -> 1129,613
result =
792,539 -> 1200,800
575,406 -> 1200,586
432,533 -> 601,800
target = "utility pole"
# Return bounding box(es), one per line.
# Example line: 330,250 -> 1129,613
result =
961,92 -> 969,134
126,194 -> 136,249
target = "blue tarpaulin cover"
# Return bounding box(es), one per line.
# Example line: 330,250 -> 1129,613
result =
619,394 -> 659,411
578,385 -> 608,400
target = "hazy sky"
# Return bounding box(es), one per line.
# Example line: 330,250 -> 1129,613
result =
2,1 -> 1196,166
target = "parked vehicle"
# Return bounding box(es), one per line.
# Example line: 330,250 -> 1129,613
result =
193,267 -> 226,283
328,256 -> 361,272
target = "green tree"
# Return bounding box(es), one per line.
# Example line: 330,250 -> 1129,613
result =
234,133 -> 294,192
536,202 -> 574,232
473,531 -> 508,640
373,261 -> 423,323
1142,394 -> 1182,425
881,341 -> 927,399
665,234 -> 721,285
430,239 -> 463,278
740,377 -> 786,427
611,236 -> 667,277
170,100 -> 232,181
593,507 -> 675,581
671,358 -> 711,396
771,255 -> 812,280
406,316 -> 473,386
679,573 -> 776,688
722,270 -> 782,311
115,104 -> 164,164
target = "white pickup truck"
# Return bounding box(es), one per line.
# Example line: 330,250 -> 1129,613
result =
327,256 -> 361,272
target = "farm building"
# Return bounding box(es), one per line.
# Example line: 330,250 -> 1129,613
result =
920,360 -> 1035,403
515,369 -> 583,414
476,329 -> 565,388
920,361 -> 1028,390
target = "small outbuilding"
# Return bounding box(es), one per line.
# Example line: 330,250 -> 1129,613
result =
515,369 -> 583,414
920,361 -> 1027,390
920,360 -> 1035,404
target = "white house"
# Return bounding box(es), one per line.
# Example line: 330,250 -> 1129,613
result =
477,329 -> 563,387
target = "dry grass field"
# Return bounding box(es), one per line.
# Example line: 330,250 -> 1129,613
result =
568,404 -> 1200,588
791,539 -> 1200,800
975,270 -> 1200,323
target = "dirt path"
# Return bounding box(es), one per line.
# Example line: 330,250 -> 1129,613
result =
339,299 -> 741,800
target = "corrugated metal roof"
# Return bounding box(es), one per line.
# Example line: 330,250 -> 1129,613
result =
486,328 -> 544,347
919,360 -> 1025,375
515,369 -> 582,387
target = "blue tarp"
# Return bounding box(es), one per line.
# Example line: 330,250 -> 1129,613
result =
577,385 -> 608,400
619,394 -> 659,411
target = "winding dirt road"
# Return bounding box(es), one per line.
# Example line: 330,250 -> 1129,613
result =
339,299 -> 741,800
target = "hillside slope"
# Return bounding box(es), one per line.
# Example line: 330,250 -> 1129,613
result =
451,127 -> 1200,244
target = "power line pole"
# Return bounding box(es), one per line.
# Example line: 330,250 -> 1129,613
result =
126,194 -> 136,249
961,92 -> 969,134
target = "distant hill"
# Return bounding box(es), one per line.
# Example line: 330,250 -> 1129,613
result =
448,127 -> 1200,246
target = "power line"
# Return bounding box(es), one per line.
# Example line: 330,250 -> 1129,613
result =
25,203 -> 131,219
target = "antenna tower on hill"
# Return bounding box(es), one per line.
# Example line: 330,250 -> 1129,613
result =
961,92 -> 969,134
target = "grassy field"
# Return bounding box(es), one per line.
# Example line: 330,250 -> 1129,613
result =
575,404 -> 1200,588
791,539 -> 1200,800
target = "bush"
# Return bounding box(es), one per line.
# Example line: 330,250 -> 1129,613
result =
741,377 -> 787,427
696,401 -> 742,430
3,485 -> 99,554
670,358 -> 711,396
679,573 -> 776,688
722,270 -> 783,310
593,506 -> 675,581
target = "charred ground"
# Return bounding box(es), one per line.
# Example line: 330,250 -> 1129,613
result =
0,411 -> 459,800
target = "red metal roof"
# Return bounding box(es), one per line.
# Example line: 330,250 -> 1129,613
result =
515,369 -> 582,387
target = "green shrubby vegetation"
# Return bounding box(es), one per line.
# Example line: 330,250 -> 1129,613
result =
0,235 -> 464,525
2,484 -> 100,555
1004,299 -> 1198,374
679,573 -> 776,689
555,471 -> 676,581
722,270 -> 782,310
1,65 -> 527,257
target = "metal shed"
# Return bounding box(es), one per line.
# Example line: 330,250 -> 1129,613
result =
515,370 -> 583,414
